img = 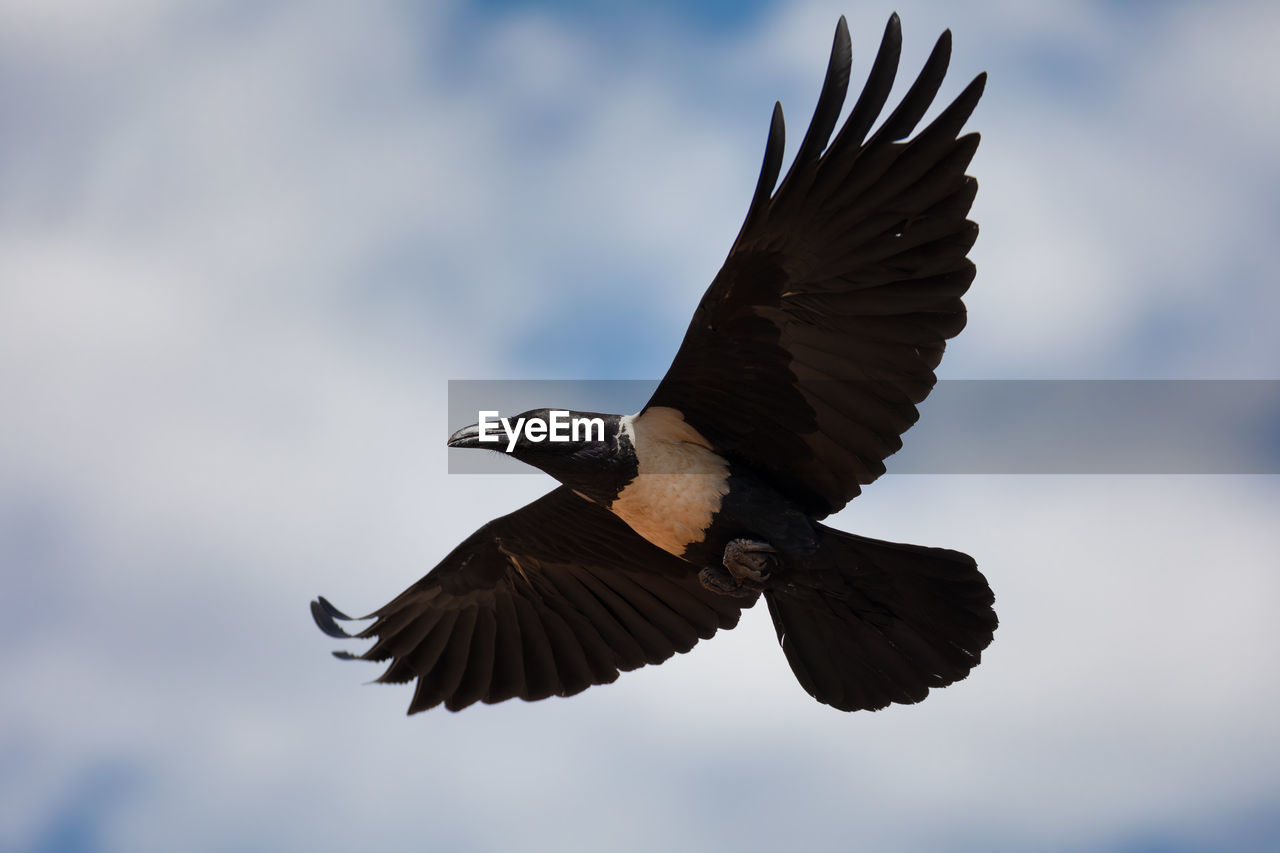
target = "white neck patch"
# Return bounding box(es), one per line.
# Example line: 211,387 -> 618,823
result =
609,407 -> 730,558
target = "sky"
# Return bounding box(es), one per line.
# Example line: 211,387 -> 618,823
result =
2,0 -> 1279,851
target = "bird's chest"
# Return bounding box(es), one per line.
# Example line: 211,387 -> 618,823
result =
607,436 -> 730,559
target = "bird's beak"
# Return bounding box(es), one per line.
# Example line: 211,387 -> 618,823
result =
447,423 -> 485,449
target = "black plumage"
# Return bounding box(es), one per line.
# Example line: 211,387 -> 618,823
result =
314,487 -> 748,713
314,14 -> 997,714
649,16 -> 984,518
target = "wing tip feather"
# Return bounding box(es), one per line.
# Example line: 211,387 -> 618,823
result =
312,596 -> 357,638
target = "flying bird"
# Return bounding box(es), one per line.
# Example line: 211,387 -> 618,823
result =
313,14 -> 996,714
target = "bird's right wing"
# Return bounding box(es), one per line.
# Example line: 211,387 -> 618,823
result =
312,486 -> 752,713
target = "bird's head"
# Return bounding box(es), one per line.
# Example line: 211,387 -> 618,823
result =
447,408 -> 635,502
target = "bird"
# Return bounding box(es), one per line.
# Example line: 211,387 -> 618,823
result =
312,13 -> 997,714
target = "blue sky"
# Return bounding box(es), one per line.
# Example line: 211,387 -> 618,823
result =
2,1 -> 1279,851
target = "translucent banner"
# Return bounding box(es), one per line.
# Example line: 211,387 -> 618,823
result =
446,380 -> 1280,475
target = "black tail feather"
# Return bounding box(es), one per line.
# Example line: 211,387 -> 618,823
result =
765,527 -> 996,712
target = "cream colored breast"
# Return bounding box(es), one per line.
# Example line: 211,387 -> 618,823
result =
608,407 -> 730,557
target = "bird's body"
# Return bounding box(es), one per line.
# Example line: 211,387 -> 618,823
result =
610,407 -> 813,565
314,14 -> 998,714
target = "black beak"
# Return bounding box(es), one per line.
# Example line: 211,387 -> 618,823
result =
447,423 -> 486,449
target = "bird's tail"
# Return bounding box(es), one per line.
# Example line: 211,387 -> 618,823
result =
764,526 -> 996,712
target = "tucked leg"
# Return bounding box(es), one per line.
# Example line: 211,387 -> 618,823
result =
698,566 -> 758,598
723,538 -> 777,583
698,539 -> 778,597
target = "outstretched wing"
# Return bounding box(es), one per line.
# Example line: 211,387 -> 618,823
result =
645,14 -> 984,518
312,486 -> 752,713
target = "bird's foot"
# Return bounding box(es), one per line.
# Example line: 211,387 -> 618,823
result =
698,565 -> 762,598
699,539 -> 778,597
724,538 -> 777,583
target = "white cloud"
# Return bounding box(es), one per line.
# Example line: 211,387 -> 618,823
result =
2,1 -> 1278,851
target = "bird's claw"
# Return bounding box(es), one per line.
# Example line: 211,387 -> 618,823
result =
698,539 -> 777,597
723,538 -> 777,583
698,565 -> 763,598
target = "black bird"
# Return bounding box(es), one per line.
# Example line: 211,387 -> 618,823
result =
313,14 -> 996,714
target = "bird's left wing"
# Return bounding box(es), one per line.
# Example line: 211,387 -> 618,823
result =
312,486 -> 751,713
645,15 -> 983,519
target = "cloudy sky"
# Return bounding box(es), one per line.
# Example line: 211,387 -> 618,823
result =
2,1 -> 1278,851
